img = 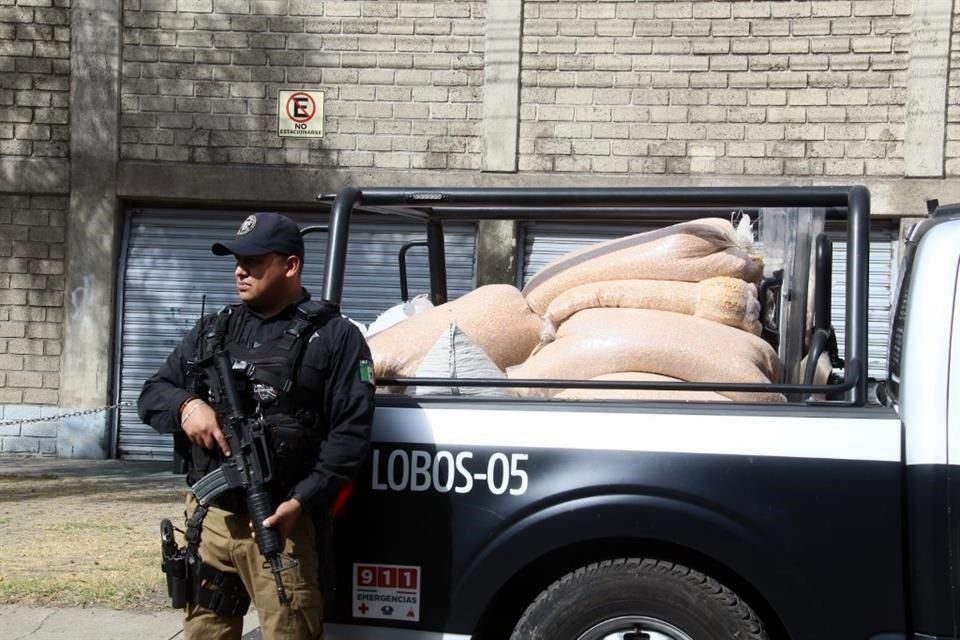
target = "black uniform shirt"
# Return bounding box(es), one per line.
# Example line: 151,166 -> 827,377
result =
137,290 -> 376,509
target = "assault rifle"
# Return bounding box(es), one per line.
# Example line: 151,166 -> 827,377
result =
190,350 -> 296,606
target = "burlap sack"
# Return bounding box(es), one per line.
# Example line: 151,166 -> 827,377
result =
541,277 -> 761,343
555,372 -> 731,402
368,284 -> 541,379
522,218 -> 763,315
413,323 -> 516,398
509,308 -> 783,402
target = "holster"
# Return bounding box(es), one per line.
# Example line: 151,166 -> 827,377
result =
160,519 -> 189,609
159,511 -> 252,616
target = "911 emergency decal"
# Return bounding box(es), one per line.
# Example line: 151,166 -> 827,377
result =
370,448 -> 530,495
353,563 -> 421,622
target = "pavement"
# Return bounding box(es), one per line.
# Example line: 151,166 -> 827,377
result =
0,605 -> 262,640
0,455 -> 264,640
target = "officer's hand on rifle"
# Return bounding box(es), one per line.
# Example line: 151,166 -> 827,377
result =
255,498 -> 303,547
179,398 -> 232,456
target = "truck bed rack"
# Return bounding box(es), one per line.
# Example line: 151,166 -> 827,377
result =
317,186 -> 871,406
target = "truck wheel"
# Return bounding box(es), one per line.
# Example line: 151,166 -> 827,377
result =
509,558 -> 768,640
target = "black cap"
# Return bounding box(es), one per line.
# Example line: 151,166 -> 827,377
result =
212,212 -> 304,258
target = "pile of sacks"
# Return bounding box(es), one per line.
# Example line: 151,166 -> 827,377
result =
366,218 -> 784,402
366,285 -> 542,396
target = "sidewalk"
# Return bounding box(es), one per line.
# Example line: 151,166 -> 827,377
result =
0,455 -> 265,639
0,605 -> 261,640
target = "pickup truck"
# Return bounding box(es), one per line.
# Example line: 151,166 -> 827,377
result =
309,186 -> 958,640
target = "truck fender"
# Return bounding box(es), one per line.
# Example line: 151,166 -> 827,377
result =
449,493 -> 823,637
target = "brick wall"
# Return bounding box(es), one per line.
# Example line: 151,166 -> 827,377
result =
519,0 -> 911,177
0,0 -> 71,160
0,0 -> 70,431
0,194 -> 66,408
120,0 -> 484,170
947,0 -> 960,176
0,193 -> 66,454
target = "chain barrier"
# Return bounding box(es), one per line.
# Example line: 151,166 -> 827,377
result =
0,401 -> 136,427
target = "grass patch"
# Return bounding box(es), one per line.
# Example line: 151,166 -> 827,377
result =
48,520 -> 137,533
0,473 -> 60,481
0,472 -> 183,611
0,575 -> 166,609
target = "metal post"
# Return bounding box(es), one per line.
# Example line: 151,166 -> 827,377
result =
846,185 -> 870,405
322,187 -> 361,307
814,235 -> 833,331
399,241 -> 429,302
426,219 -> 448,306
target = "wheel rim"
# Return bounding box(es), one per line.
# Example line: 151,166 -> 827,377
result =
576,615 -> 696,640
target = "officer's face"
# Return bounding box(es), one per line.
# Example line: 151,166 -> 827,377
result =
234,253 -> 300,309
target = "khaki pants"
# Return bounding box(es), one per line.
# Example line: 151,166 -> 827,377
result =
183,494 -> 324,640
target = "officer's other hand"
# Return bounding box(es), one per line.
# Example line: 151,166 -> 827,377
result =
179,399 -> 231,456
257,498 -> 303,545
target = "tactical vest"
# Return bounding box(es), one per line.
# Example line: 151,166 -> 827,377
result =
186,300 -> 336,504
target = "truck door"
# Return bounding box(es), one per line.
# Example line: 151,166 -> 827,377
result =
946,233 -> 960,639
896,211 -> 960,638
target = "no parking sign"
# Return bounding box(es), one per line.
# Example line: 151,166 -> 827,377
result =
278,89 -> 324,138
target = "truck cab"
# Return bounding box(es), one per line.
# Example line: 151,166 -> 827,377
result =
886,201 -> 960,640
309,186 -> 960,640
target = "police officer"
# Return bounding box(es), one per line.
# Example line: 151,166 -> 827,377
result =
138,212 -> 376,640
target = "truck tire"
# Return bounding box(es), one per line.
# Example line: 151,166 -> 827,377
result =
509,558 -> 768,640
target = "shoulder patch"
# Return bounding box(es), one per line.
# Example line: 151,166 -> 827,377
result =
358,359 -> 375,385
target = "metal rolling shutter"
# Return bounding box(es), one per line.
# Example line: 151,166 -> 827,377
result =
830,230 -> 898,380
115,208 -> 477,460
520,221 -> 897,382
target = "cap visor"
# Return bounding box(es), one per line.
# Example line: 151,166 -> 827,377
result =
211,239 -> 273,257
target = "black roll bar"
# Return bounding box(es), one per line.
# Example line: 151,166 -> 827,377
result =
426,219 -> 448,306
321,187 -> 360,306
398,241 -> 428,302
814,234 -> 833,331
381,362 -> 861,396
318,186 -> 870,405
338,186 -> 857,209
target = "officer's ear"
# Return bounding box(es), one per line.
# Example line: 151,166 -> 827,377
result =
284,254 -> 302,278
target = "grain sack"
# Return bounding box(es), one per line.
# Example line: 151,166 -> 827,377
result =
555,372 -> 730,402
368,284 -> 541,379
413,323 -> 516,398
541,277 -> 762,343
522,218 -> 763,315
509,308 -> 783,403
367,294 -> 434,337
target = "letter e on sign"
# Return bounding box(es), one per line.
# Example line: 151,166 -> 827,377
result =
278,89 -> 324,138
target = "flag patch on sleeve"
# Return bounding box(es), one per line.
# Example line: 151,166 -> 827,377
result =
359,360 -> 375,385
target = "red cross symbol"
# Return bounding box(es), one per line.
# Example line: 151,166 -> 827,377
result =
358,603 -> 369,615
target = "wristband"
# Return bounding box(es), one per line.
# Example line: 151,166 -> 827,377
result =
180,400 -> 204,427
